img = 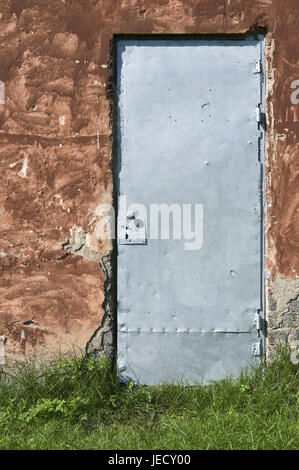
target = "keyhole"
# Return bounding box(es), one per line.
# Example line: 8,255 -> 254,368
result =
135,219 -> 144,229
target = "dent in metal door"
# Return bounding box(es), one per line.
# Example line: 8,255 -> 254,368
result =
116,37 -> 265,385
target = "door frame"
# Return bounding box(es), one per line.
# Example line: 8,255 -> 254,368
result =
111,32 -> 267,368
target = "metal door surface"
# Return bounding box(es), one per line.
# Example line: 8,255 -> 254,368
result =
116,38 -> 265,385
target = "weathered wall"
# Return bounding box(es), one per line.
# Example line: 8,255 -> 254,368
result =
0,0 -> 298,362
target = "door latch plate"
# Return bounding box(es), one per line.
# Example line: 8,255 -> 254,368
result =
118,218 -> 147,245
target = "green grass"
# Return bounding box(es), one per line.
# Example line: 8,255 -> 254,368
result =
0,349 -> 298,450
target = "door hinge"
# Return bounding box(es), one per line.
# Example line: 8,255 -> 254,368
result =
252,339 -> 263,357
256,104 -> 266,128
253,311 -> 263,357
255,311 -> 263,331
256,105 -> 262,124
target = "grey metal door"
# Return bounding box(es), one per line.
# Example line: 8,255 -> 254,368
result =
116,38 -> 265,385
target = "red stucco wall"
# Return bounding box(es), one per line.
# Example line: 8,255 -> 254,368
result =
0,0 -> 298,360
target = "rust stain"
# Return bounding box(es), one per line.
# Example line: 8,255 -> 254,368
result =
0,0 -> 298,359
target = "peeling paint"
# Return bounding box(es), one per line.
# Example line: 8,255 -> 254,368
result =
18,157 -> 28,178
62,225 -> 101,263
0,336 -> 6,365
59,115 -> 66,126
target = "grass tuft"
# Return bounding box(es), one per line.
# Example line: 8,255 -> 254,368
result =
0,348 -> 298,450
